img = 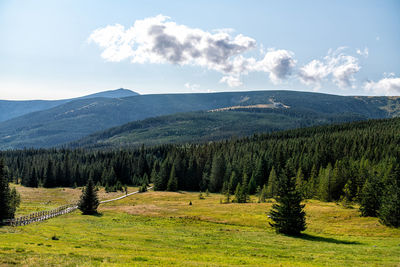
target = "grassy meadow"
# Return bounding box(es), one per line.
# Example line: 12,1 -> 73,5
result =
0,186 -> 400,266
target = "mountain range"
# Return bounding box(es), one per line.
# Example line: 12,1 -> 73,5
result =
0,89 -> 399,150
0,88 -> 138,123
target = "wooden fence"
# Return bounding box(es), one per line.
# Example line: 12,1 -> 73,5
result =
1,204 -> 78,226
1,187 -> 152,227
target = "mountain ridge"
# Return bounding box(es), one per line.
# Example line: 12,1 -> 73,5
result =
0,90 -> 399,150
0,88 -> 138,122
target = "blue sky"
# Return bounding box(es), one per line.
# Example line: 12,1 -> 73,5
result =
0,0 -> 399,100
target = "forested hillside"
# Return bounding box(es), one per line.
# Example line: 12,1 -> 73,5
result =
1,90 -> 398,150
70,109 -> 365,149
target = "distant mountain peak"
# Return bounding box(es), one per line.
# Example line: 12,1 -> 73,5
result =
78,88 -> 139,99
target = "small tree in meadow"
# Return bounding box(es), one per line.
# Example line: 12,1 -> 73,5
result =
269,168 -> 306,236
78,178 -> 99,215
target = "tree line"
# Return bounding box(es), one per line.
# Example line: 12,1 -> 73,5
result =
1,118 -> 399,226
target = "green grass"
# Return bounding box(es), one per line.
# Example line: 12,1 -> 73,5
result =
1,187 -> 400,266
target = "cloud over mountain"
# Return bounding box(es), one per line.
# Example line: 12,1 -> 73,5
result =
364,74 -> 400,95
299,48 -> 360,89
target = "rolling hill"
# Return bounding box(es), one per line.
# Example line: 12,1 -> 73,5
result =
0,90 -> 399,150
0,88 -> 138,122
70,108 -> 367,148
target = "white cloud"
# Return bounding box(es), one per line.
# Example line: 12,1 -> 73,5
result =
90,16 -> 367,90
89,15 -> 297,87
298,59 -> 330,88
356,47 -> 369,58
184,82 -> 200,90
254,49 -> 296,84
89,15 -> 256,74
298,48 -> 360,89
219,76 -> 243,87
364,75 -> 400,96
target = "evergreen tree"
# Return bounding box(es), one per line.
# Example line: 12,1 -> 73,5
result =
229,171 -> 239,194
155,160 -> 170,191
248,174 -> 257,195
27,167 -> 39,188
295,167 -> 306,196
269,168 -> 306,236
234,183 -> 244,203
0,159 -> 20,221
222,181 -> 231,203
254,158 -> 267,186
43,159 -> 56,188
304,164 -> 318,198
266,167 -> 278,198
318,164 -> 333,201
259,184 -> 268,203
340,180 -> 353,207
209,154 -> 225,192
359,175 -> 382,217
167,166 -> 178,191
78,177 -> 100,215
378,165 -> 400,227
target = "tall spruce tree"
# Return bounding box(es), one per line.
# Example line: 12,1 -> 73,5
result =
44,159 -> 56,188
209,154 -> 225,192
359,175 -> 382,217
167,166 -> 178,191
78,177 -> 99,215
378,165 -> 400,227
234,183 -> 248,203
269,167 -> 306,236
0,159 -> 20,221
266,167 -> 278,198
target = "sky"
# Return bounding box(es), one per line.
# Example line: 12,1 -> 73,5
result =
0,0 -> 399,100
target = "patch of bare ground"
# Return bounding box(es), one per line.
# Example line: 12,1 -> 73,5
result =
100,204 -> 177,216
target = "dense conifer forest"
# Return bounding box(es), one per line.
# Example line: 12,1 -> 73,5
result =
1,117 -> 399,226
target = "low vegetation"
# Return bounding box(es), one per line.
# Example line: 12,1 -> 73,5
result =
0,186 -> 399,266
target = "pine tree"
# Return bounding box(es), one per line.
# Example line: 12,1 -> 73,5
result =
167,166 -> 178,191
359,175 -> 382,217
304,164 -> 318,198
229,171 -> 239,194
234,182 -> 248,203
44,159 -> 56,188
259,184 -> 268,203
222,181 -> 231,203
319,164 -> 333,201
209,154 -> 225,192
155,160 -> 170,191
340,180 -> 353,207
78,177 -> 100,215
254,158 -> 267,187
266,167 -> 278,198
269,168 -> 306,236
295,167 -> 305,196
0,159 -> 21,221
248,174 -> 257,195
27,167 -> 38,188
378,165 -> 400,227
